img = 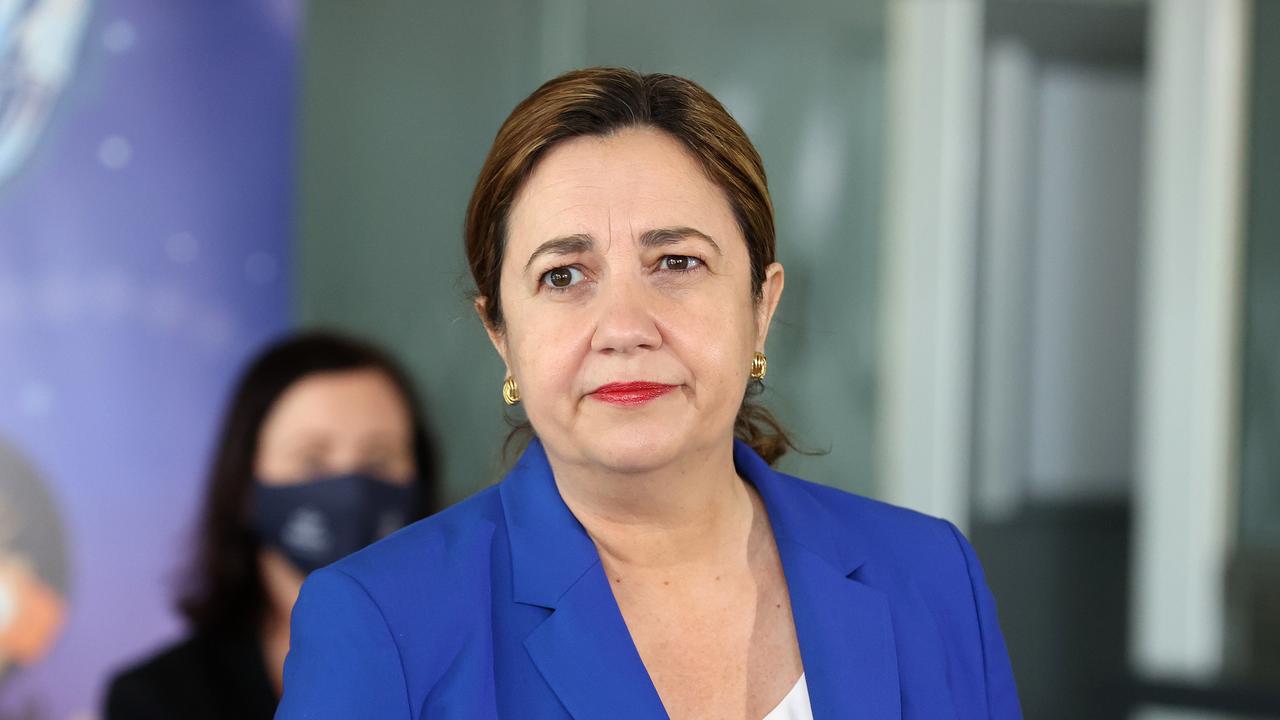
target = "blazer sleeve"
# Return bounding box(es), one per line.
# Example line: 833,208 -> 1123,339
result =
275,566 -> 412,720
945,521 -> 1023,720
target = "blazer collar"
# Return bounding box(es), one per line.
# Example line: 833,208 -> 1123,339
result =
732,440 -> 902,718
730,438 -> 869,577
498,438 -> 600,609
498,438 -> 871,603
499,438 -> 901,719
499,438 -> 668,718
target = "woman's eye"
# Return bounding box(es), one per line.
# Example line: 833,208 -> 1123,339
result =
660,255 -> 702,272
541,266 -> 584,290
361,460 -> 392,477
301,456 -> 328,476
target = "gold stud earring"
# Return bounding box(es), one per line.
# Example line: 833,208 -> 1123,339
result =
750,351 -> 768,380
502,376 -> 521,405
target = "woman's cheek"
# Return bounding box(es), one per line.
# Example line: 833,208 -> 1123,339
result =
517,321 -> 585,393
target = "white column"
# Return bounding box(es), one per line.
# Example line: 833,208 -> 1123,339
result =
878,0 -> 984,530
1132,0 -> 1251,681
974,39 -> 1036,522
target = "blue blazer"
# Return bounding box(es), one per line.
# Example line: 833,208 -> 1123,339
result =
277,439 -> 1022,719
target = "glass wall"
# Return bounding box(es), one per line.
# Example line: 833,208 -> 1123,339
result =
297,0 -> 888,499
1229,0 -> 1280,686
1239,0 -> 1280,556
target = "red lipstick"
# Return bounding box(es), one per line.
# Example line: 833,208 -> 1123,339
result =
589,382 -> 676,407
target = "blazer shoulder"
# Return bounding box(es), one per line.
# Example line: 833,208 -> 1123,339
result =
330,483 -> 504,596
779,476 -> 1023,717
284,485 -> 507,710
787,474 -> 957,543
779,473 -> 972,586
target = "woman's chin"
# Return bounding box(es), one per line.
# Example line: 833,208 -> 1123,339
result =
576,422 -> 702,474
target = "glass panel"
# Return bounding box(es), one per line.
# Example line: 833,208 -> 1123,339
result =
298,0 -> 889,497
1239,0 -> 1280,555
575,1 -> 887,494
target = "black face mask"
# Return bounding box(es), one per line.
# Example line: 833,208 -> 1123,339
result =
251,473 -> 415,575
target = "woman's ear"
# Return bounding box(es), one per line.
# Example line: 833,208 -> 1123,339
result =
755,262 -> 785,349
474,297 -> 511,370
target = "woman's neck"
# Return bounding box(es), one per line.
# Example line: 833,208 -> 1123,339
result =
547,440 -> 756,571
257,549 -> 302,696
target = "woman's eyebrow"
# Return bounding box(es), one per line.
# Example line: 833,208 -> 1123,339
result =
284,435 -> 328,455
524,233 -> 593,271
356,435 -> 403,453
523,226 -> 722,272
640,226 -> 722,255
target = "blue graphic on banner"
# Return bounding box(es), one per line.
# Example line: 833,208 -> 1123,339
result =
0,1 -> 297,716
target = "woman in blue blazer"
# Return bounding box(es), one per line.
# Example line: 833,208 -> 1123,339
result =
277,67 -> 1021,719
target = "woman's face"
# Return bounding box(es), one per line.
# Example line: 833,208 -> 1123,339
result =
486,126 -> 783,473
254,368 -> 416,486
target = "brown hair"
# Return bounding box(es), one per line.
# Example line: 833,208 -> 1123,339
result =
465,67 -> 794,465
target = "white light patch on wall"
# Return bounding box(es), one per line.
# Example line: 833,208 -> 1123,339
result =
97,135 -> 132,170
100,19 -> 135,54
0,0 -> 92,185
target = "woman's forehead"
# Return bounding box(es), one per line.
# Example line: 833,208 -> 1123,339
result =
261,371 -> 410,438
507,128 -> 739,251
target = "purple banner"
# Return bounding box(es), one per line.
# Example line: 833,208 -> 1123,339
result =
0,1 -> 298,717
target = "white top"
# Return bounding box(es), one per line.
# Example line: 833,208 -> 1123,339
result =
760,673 -> 813,720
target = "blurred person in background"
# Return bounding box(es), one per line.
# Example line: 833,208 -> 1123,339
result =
104,331 -> 440,719
277,68 -> 1020,719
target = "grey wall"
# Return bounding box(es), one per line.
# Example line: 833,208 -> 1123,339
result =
1239,0 -> 1280,553
297,1 -> 888,502
298,0 -> 546,502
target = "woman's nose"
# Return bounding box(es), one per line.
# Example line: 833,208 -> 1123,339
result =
589,277 -> 662,354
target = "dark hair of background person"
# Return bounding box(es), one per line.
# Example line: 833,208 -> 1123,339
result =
464,66 -> 796,465
177,330 -> 440,634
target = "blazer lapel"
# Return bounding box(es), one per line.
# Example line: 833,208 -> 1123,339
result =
523,561 -> 669,719
777,539 -> 902,718
500,440 -> 668,720
736,441 -> 903,719
499,438 -> 901,719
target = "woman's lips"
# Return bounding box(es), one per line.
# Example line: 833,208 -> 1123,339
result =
589,382 -> 677,406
